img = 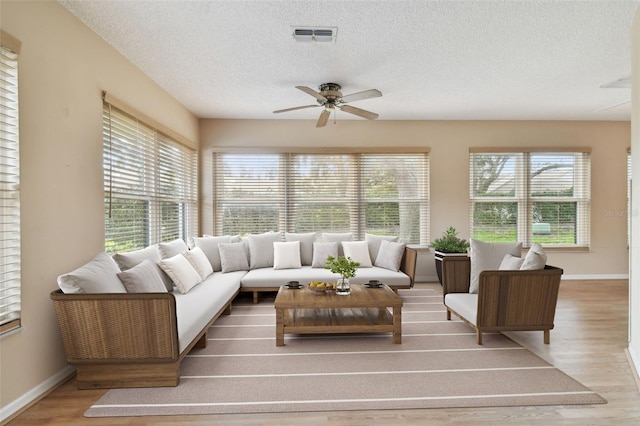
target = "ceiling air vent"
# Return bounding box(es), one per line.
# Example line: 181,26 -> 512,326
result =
292,27 -> 337,43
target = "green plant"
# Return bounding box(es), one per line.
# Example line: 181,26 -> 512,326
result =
430,226 -> 469,253
324,255 -> 360,280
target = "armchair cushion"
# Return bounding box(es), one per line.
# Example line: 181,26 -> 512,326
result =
499,254 -> 524,270
521,243 -> 547,270
469,239 -> 522,294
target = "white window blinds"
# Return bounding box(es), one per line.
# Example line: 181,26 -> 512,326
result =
213,150 -> 429,243
0,38 -> 21,334
470,149 -> 591,248
103,102 -> 198,253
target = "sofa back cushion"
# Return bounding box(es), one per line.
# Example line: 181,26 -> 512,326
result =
112,245 -> 173,291
285,232 -> 316,266
365,233 -> 398,263
248,232 -> 281,269
193,235 -> 231,272
57,252 -> 126,294
158,238 -> 189,259
469,239 -> 522,294
117,259 -> 168,293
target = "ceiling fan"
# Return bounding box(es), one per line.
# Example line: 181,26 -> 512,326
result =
273,83 -> 382,127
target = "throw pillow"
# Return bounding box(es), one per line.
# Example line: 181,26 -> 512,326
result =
285,232 -> 316,266
520,243 -> 547,270
248,232 -> 281,269
57,252 -> 126,294
342,241 -> 373,268
117,259 -> 167,293
365,233 -> 398,263
499,253 -> 525,270
311,242 -> 339,268
112,245 -> 173,291
183,246 -> 214,280
218,242 -> 250,273
374,240 -> 406,272
157,238 -> 188,259
273,241 -> 302,270
193,235 -> 231,272
322,232 -> 353,256
157,253 -> 202,294
469,239 -> 522,294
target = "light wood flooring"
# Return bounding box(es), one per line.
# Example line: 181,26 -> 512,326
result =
7,280 -> 640,425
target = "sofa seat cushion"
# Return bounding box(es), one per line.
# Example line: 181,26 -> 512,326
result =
241,266 -> 338,288
347,267 -> 411,288
173,270 -> 244,353
444,293 -> 478,326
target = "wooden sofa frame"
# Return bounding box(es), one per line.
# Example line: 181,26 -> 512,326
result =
240,246 -> 418,303
442,255 -> 563,345
50,288 -> 239,389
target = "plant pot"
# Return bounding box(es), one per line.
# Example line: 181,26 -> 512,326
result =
434,251 -> 468,285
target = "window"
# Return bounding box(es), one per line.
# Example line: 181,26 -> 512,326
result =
213,150 -> 429,243
0,32 -> 21,335
103,98 -> 198,253
470,149 -> 590,248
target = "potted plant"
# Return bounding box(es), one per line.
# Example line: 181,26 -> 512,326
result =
325,255 -> 360,295
431,226 -> 469,285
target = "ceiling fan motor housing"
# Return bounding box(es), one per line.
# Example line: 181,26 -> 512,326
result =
318,83 -> 343,105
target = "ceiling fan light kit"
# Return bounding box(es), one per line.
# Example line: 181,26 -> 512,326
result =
273,82 -> 382,128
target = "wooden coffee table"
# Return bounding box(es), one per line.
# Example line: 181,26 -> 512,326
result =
274,283 -> 403,346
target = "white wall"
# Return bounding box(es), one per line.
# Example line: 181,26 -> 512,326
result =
200,119 -> 631,281
0,1 -> 198,420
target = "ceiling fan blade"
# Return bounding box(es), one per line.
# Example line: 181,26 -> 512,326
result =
339,104 -> 379,120
296,86 -> 327,102
595,99 -> 630,112
340,89 -> 382,103
316,109 -> 331,127
273,104 -> 319,114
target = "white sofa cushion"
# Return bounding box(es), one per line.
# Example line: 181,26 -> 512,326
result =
322,232 -> 353,256
374,240 -> 406,272
248,232 -> 281,269
285,232 -> 316,266
469,239 -> 522,294
347,266 -> 412,287
342,241 -> 373,267
219,242 -> 249,273
158,253 -> 202,294
193,235 -> 231,272
521,243 -> 547,270
273,241 -> 302,270
112,245 -> 173,291
241,266 -> 339,288
158,238 -> 189,259
499,254 -> 524,270
444,293 -> 478,326
57,252 -> 126,294
184,246 -> 214,280
311,242 -> 339,268
365,233 -> 398,262
117,259 -> 167,293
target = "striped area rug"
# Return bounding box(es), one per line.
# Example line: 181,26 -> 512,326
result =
85,285 -> 605,417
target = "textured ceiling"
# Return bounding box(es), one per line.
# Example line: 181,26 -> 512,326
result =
60,0 -> 639,121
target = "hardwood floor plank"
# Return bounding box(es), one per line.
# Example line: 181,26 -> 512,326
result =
7,280 -> 640,425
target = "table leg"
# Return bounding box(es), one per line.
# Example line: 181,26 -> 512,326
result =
276,308 -> 285,346
393,306 -> 402,344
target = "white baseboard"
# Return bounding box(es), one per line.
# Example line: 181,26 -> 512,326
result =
626,345 -> 640,393
0,365 -> 75,423
561,274 -> 629,280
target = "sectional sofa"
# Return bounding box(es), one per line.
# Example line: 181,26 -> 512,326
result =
51,232 -> 417,389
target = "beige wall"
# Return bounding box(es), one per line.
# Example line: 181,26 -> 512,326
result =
0,1 -> 198,415
200,119 -> 630,280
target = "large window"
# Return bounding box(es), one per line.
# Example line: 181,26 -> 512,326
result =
470,149 -> 590,248
103,98 -> 198,253
213,151 -> 429,243
0,33 -> 21,335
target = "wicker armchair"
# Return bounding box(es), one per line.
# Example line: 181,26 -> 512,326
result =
442,256 -> 563,345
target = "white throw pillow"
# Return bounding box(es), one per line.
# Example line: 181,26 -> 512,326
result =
117,259 -> 167,293
499,253 -> 525,270
183,246 -> 214,280
374,240 -> 406,272
157,253 -> 202,294
322,232 -> 353,256
193,235 -> 231,272
469,239 -> 522,294
218,242 -> 250,273
520,243 -> 547,270
157,238 -> 189,259
285,232 -> 316,266
248,232 -> 281,269
57,252 -> 127,294
273,241 -> 302,270
365,233 -> 398,263
342,241 -> 373,268
112,245 -> 173,291
311,242 -> 339,268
